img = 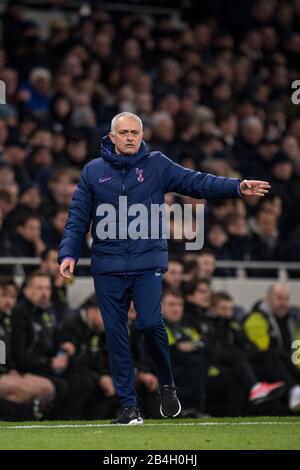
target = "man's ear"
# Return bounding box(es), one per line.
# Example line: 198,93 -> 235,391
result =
109,132 -> 115,143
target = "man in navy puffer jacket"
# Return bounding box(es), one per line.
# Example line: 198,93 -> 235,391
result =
58,112 -> 270,424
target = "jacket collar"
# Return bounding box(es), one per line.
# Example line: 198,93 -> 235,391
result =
100,135 -> 149,169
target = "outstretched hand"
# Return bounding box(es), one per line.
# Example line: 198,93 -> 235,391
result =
239,180 -> 271,197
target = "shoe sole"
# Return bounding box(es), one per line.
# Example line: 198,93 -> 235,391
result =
250,386 -> 286,405
160,400 -> 182,418
112,418 -> 144,426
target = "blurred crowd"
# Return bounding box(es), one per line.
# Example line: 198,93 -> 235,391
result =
1,0 -> 300,419
0,1 -> 300,270
0,256 -> 300,420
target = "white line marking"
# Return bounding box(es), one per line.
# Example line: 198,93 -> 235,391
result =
1,421 -> 300,430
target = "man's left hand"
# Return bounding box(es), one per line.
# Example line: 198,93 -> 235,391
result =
239,180 -> 271,197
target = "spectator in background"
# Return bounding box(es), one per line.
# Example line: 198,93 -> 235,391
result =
183,278 -> 211,333
17,182 -> 42,214
0,162 -> 16,189
163,258 -> 183,290
2,182 -> 43,240
18,112 -> 38,141
207,291 -> 285,409
0,1 -> 299,270
149,111 -> 177,159
233,116 -> 264,178
51,125 -> 67,163
57,296 -> 118,420
182,258 -> 199,284
223,213 -> 252,261
0,189 -> 16,228
255,136 -> 279,180
0,278 -> 55,420
19,67 -> 52,118
250,208 -> 280,262
41,206 -> 91,270
270,151 -> 300,231
205,222 -> 229,260
197,250 -> 216,280
40,248 -> 72,324
1,0 -> 300,420
42,207 -> 68,249
208,199 -> 236,225
8,212 -> 46,258
65,134 -> 89,170
44,168 -> 80,215
28,145 -> 53,189
49,93 -> 73,132
281,134 -> 300,178
29,126 -> 53,149
0,119 -> 9,153
168,217 -> 188,258
244,283 -> 300,413
12,271 -> 93,419
2,137 -> 30,187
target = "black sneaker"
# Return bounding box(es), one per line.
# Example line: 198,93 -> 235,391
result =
111,406 -> 143,425
159,385 -> 181,418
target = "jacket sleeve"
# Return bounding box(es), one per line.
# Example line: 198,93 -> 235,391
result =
57,164 -> 93,264
156,153 -> 241,199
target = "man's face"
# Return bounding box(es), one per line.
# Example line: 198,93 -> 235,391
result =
213,299 -> 233,319
20,187 -> 41,210
41,250 -> 59,277
0,286 -> 17,314
198,254 -> 215,279
24,276 -> 51,309
0,167 -> 15,186
17,218 -> 41,242
227,217 -> 248,237
6,145 -> 27,165
53,211 -> 68,234
50,176 -> 77,205
268,287 -> 290,318
164,262 -> 183,288
188,282 -> 211,309
67,140 -> 87,161
109,116 -> 143,155
257,211 -> 277,236
162,294 -> 184,323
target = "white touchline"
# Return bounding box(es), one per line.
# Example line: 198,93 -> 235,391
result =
1,421 -> 300,430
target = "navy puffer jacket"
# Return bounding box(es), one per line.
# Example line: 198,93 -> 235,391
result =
58,136 -> 241,274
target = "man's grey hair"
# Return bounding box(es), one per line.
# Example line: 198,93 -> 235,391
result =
29,67 -> 52,85
110,112 -> 143,134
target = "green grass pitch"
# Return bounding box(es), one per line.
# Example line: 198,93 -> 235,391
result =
0,417 -> 300,450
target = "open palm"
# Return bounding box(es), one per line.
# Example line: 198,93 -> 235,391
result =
239,180 -> 271,197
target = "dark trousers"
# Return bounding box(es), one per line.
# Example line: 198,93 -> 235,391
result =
94,271 -> 174,407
